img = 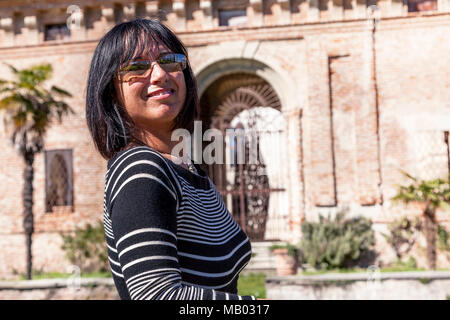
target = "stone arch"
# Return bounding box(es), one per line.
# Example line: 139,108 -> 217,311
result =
195,58 -> 290,112
197,62 -> 290,241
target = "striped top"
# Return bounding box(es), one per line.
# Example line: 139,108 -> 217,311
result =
103,146 -> 254,300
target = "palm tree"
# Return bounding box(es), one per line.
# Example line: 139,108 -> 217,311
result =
391,171 -> 450,270
0,63 -> 73,280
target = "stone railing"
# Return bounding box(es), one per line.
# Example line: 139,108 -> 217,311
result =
266,271 -> 450,299
0,278 -> 119,300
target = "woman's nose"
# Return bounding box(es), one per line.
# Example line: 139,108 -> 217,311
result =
149,63 -> 169,84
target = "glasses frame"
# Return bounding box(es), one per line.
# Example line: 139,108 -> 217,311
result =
117,53 -> 187,83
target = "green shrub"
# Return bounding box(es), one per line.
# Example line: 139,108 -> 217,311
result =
437,225 -> 450,251
300,209 -> 375,269
382,216 -> 422,260
60,221 -> 109,273
389,256 -> 418,270
269,243 -> 299,257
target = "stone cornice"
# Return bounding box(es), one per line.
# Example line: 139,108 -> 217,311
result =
0,12 -> 448,58
0,0 -> 109,11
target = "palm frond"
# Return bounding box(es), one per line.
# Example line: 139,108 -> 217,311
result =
50,86 -> 72,97
399,170 -> 418,182
0,63 -> 72,155
4,63 -> 19,74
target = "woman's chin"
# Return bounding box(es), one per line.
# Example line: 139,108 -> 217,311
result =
149,103 -> 182,119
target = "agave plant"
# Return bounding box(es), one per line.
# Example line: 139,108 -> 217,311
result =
0,63 -> 73,279
391,171 -> 450,270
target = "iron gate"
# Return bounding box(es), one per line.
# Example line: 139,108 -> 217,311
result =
200,73 -> 287,241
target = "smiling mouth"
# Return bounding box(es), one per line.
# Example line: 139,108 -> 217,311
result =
147,88 -> 175,98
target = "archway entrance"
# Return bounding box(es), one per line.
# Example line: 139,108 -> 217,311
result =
199,73 -> 288,241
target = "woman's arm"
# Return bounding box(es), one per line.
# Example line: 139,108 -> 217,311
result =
107,149 -> 254,300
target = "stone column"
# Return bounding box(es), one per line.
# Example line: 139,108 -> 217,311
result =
330,0 -> 344,20
123,2 -> 136,21
249,0 -> 264,27
278,0 -> 292,24
23,15 -> 39,45
101,4 -> 116,31
145,1 -> 159,19
438,0 -> 450,12
307,0 -> 320,22
200,0 -> 213,29
172,0 -> 186,31
353,0 -> 367,19
12,13 -> 26,46
66,5 -> 85,41
390,0 -> 405,17
0,16 -> 14,47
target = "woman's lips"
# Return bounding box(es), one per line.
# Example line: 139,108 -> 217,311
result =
147,88 -> 174,100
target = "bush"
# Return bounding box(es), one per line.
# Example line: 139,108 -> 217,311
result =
300,209 -> 375,269
61,221 -> 109,273
269,243 -> 299,257
438,225 -> 450,251
382,216 -> 422,260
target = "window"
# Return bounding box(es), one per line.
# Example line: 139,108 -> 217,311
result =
44,23 -> 71,41
218,9 -> 248,27
407,0 -> 437,12
45,149 -> 74,213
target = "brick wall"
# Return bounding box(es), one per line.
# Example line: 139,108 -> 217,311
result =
0,1 -> 449,278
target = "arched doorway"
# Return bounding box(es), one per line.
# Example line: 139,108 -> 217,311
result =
199,73 -> 288,241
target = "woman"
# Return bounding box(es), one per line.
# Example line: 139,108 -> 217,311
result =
85,19 -> 254,300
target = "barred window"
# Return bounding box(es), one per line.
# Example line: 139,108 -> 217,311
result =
218,9 -> 248,27
44,23 -> 71,41
45,149 -> 74,213
407,0 -> 437,12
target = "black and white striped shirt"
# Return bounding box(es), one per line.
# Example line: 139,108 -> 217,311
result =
103,146 -> 254,300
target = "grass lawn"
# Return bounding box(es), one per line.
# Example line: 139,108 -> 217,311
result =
16,270 -> 268,299
14,268 -> 450,299
18,271 -> 112,280
237,273 -> 266,299
301,267 -> 450,276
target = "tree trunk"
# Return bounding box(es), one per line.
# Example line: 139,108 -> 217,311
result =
23,151 -> 34,280
423,204 -> 437,270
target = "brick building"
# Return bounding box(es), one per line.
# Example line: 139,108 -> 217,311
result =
0,0 -> 449,278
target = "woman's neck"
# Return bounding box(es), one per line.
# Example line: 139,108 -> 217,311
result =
130,128 -> 187,158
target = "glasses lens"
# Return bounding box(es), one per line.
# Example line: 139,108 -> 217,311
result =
158,53 -> 187,72
120,61 -> 151,82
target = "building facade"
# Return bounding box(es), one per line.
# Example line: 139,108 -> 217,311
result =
0,0 -> 449,278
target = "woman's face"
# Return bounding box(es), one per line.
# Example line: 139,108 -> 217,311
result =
113,41 -> 187,134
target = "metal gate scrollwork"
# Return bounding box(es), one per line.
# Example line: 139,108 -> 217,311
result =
200,73 -> 286,241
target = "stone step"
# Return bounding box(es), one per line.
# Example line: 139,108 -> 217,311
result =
245,241 -> 284,271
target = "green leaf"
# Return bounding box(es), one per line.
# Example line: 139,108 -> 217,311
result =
50,86 -> 72,97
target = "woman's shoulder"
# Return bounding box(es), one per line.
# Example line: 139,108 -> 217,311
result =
107,145 -> 171,172
105,145 -> 183,207
105,145 -> 181,192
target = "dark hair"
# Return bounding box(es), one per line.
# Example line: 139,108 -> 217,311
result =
85,18 -> 199,160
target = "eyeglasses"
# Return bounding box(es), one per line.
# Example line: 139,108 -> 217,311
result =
118,53 -> 187,83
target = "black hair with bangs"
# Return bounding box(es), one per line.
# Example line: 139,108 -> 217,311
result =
85,18 -> 199,160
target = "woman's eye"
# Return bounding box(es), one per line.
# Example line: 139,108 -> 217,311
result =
159,57 -> 175,65
128,63 -> 149,71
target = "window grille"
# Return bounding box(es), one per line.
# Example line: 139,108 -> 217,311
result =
218,9 -> 248,27
44,23 -> 71,41
407,0 -> 437,12
45,149 -> 74,213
